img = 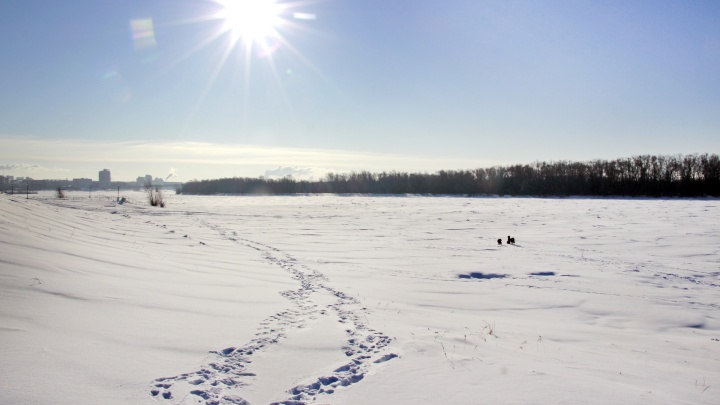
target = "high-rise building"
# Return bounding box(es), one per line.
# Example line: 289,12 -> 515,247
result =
99,169 -> 111,189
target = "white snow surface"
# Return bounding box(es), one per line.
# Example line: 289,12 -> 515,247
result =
1,191 -> 719,404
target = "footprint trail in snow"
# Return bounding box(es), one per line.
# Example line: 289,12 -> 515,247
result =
151,223 -> 397,404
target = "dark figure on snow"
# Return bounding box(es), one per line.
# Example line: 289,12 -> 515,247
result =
507,236 -> 515,245
497,238 -> 502,245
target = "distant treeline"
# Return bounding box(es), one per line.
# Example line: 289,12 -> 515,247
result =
179,153 -> 720,197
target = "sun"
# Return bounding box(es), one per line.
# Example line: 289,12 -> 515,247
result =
217,0 -> 283,45
172,0 -> 318,121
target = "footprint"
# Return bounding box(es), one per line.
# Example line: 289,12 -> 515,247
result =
150,226 -> 398,404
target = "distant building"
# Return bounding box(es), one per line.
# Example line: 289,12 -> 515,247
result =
72,178 -> 93,189
136,175 -> 154,187
99,169 -> 111,189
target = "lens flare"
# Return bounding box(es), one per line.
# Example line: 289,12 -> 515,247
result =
130,18 -> 157,50
292,12 -> 316,21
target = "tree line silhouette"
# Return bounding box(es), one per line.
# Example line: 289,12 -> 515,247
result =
178,153 -> 720,197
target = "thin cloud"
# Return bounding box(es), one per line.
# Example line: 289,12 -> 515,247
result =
0,163 -> 41,171
264,166 -> 330,181
0,136 -> 500,178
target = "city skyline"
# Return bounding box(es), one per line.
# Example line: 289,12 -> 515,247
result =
0,167 -> 178,185
1,0 -> 718,181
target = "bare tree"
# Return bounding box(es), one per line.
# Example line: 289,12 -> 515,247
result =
145,183 -> 165,207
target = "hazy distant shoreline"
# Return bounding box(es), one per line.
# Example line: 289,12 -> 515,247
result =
178,153 -> 720,198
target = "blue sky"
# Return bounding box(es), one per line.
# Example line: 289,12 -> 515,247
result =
1,0 -> 718,181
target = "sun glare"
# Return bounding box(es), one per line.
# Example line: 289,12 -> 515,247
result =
171,0 -> 319,124
218,0 -> 283,45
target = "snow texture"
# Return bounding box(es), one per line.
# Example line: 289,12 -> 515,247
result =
1,191 -> 718,404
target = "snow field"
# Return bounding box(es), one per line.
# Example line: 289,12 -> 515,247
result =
1,192 -> 718,404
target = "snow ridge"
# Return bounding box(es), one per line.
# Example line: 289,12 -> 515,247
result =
151,221 -> 397,404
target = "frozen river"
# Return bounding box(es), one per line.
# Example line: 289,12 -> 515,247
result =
1,192 -> 718,404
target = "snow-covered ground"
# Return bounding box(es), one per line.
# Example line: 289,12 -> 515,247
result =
1,191 -> 718,404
